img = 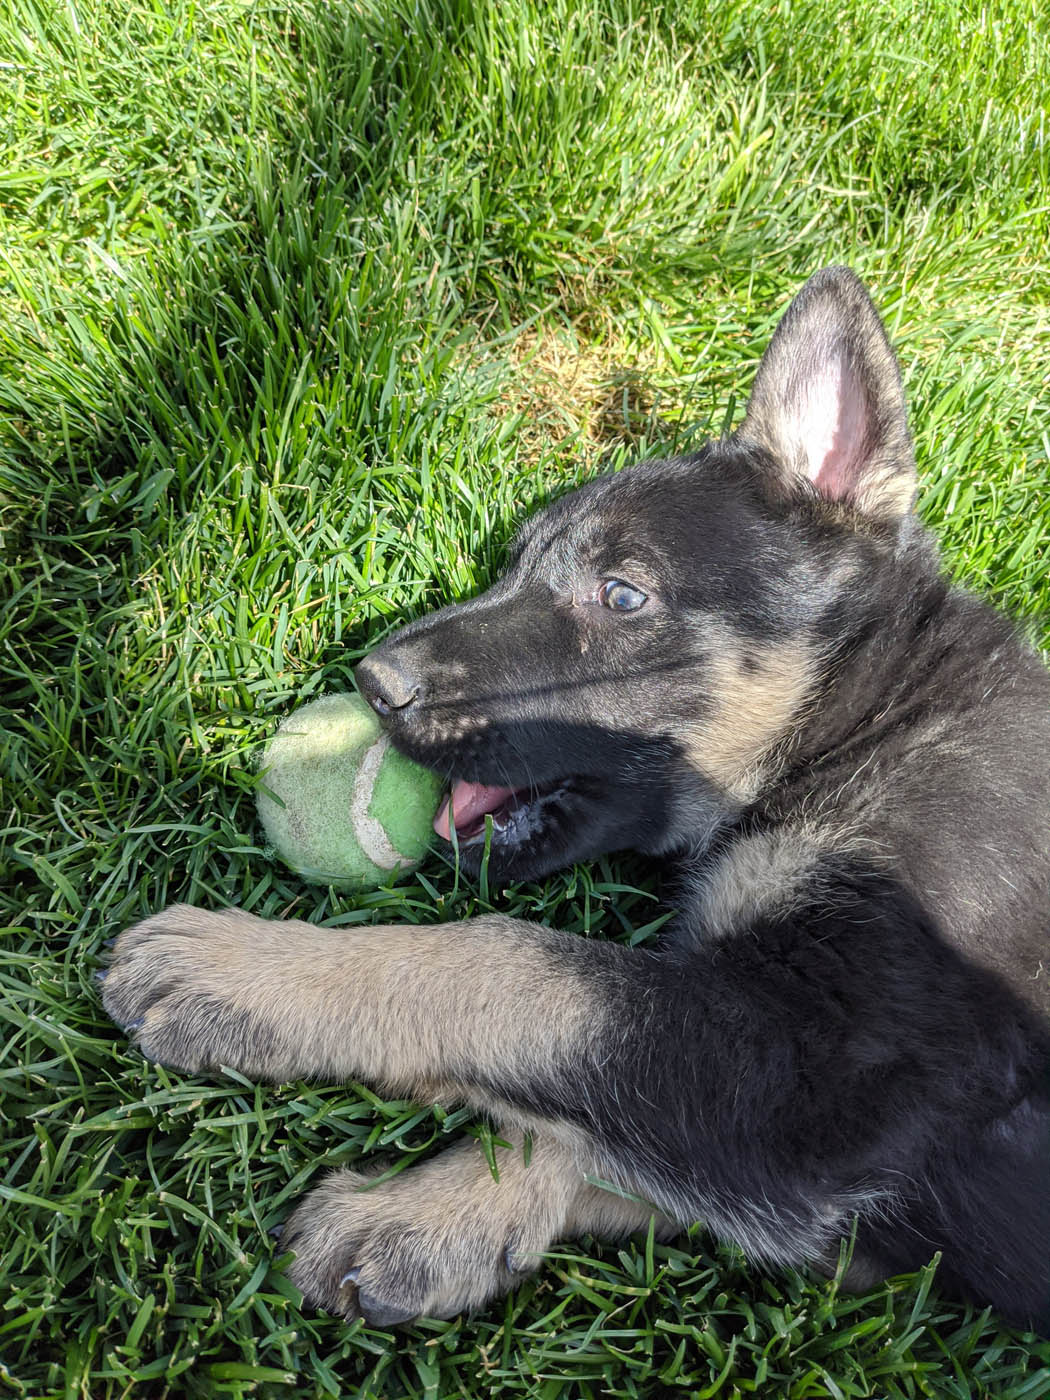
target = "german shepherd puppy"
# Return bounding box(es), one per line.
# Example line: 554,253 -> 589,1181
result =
102,269 -> 1050,1333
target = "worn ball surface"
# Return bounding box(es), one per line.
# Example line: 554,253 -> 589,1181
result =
256,693 -> 443,887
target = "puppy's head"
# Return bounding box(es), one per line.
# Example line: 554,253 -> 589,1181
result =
357,268 -> 920,880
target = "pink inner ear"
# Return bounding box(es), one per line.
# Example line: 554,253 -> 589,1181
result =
794,353 -> 871,503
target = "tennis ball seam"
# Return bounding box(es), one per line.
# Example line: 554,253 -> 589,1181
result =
256,691 -> 442,887
350,735 -> 405,870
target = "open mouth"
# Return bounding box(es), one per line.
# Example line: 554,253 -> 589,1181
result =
433,778 -> 568,848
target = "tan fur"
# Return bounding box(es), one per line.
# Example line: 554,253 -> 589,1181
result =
103,906 -> 670,1323
283,1129 -> 674,1320
693,827 -> 823,939
852,464 -> 916,521
685,629 -> 819,798
105,905 -> 601,1098
567,1177 -> 678,1240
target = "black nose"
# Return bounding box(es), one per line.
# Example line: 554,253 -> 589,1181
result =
356,651 -> 422,717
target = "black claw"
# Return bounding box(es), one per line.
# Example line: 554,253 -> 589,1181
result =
95,969 -> 109,983
124,1018 -> 144,1033
357,1289 -> 419,1328
504,1242 -> 533,1275
102,937 -> 116,949
268,1223 -> 284,1242
339,1266 -> 361,1285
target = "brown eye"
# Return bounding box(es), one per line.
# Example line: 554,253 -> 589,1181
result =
599,579 -> 648,612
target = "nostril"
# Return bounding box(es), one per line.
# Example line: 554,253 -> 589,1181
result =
370,684 -> 419,716
356,654 -> 423,718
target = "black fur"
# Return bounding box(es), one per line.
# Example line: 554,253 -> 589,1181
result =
472,864 -> 1050,1328
356,268 -> 1050,1330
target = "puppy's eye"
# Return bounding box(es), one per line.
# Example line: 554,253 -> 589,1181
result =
599,579 -> 648,613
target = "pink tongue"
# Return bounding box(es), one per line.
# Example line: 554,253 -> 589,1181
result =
433,779 -> 518,842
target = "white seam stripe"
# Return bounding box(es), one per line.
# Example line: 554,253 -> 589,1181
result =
350,735 -> 404,869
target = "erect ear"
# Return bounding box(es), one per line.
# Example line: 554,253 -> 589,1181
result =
738,267 -> 916,522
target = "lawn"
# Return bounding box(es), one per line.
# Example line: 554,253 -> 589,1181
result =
2,0 -> 1050,1395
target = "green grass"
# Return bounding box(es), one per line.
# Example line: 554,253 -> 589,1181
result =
2,0 -> 1050,1394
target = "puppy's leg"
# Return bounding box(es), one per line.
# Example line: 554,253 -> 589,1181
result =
283,1128 -> 676,1324
101,904 -> 635,1099
102,906 -> 681,1324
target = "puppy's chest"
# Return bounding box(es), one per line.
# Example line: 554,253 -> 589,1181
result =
686,827 -> 824,942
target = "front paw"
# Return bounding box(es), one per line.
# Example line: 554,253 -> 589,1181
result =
100,904 -> 292,1077
282,1168 -> 536,1326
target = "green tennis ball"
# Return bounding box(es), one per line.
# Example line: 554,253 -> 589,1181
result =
256,692 -> 443,887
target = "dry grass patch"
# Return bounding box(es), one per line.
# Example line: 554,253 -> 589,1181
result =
482,317 -> 697,467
